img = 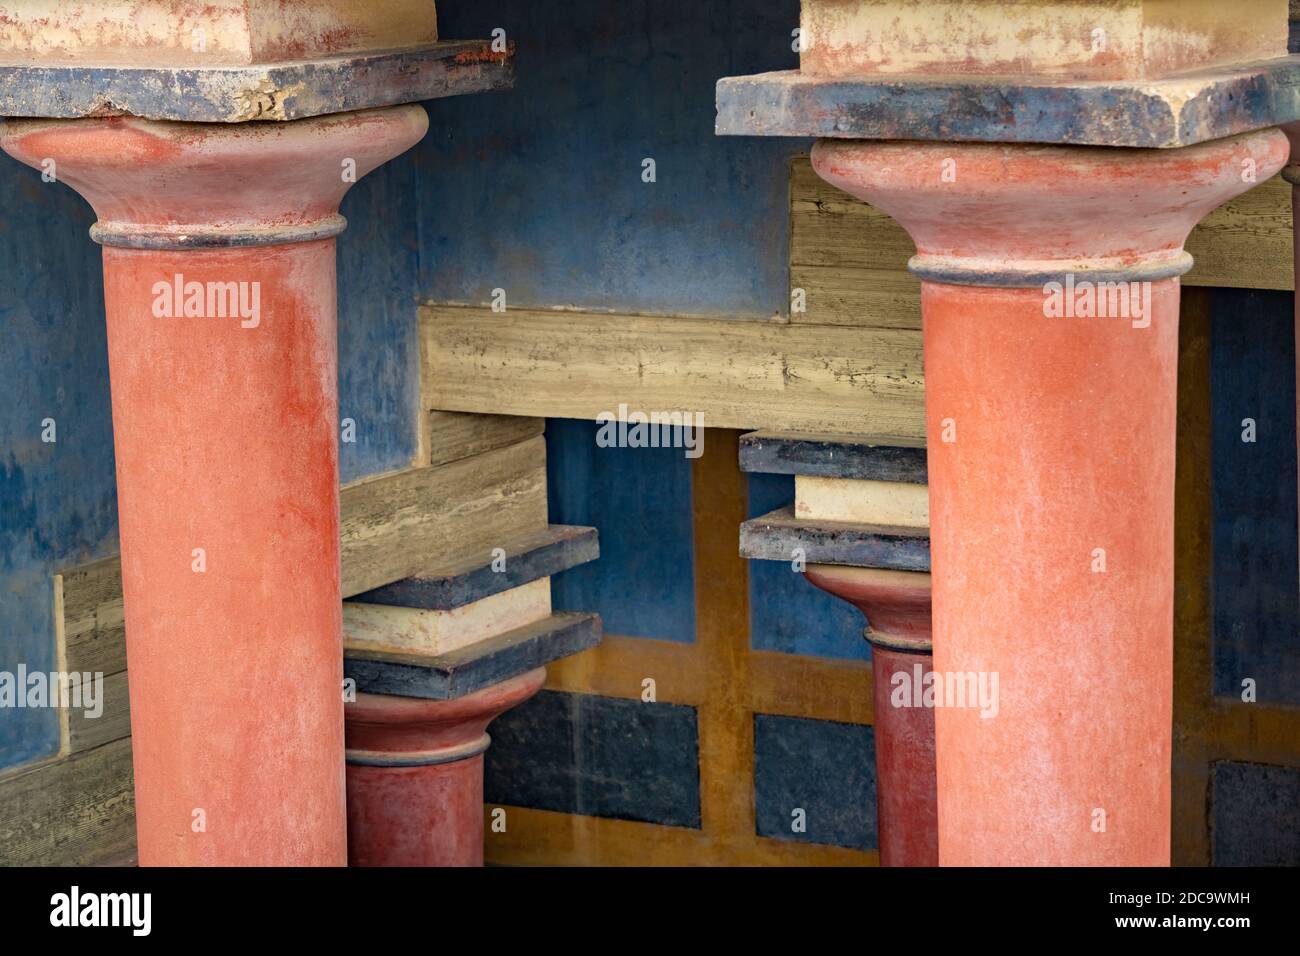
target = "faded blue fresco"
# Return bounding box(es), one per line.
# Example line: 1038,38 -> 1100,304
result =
416,0 -> 804,316
0,162 -> 115,769
746,472 -> 872,661
1210,288 -> 1300,706
545,418 -> 696,643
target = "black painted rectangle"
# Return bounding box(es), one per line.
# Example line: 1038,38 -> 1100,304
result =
485,690 -> 702,829
1212,761 -> 1300,866
754,713 -> 875,851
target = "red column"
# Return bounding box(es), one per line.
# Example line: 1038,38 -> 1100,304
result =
812,130 -> 1287,865
0,106 -> 428,866
345,668 -> 546,867
805,565 -> 936,866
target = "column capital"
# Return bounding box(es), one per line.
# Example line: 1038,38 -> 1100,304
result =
0,105 -> 428,249
346,668 -> 546,769
810,131 -> 1289,286
805,564 -> 931,653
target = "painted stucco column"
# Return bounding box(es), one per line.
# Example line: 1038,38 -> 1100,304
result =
805,565 -> 936,866
0,106 -> 428,865
345,668 -> 546,867
812,132 -> 1287,865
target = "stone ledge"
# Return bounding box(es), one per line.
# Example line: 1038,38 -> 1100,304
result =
344,611 -> 602,701
351,524 -> 599,612
0,40 -> 513,122
740,505 -> 930,572
740,430 -> 927,482
716,57 -> 1300,148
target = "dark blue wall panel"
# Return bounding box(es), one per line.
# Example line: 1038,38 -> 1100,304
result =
746,473 -> 872,660
754,713 -> 876,850
337,155 -> 423,483
417,0 -> 804,318
485,689 -> 702,827
1210,289 -> 1300,705
546,418 -> 696,642
1212,761 -> 1300,866
0,163 -> 116,768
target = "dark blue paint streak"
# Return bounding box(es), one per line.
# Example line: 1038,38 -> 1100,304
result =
746,473 -> 871,661
1209,289 -> 1299,706
545,419 -> 695,643
417,0 -> 805,317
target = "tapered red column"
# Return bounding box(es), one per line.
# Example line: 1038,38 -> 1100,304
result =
345,668 -> 546,867
813,131 -> 1288,865
805,565 -> 936,867
0,106 -> 428,865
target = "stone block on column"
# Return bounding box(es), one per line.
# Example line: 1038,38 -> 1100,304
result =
342,523 -> 604,866
740,430 -> 936,866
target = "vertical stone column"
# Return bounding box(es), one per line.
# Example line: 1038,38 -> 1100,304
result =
0,106 -> 428,865
346,669 -> 547,867
804,565 -> 936,866
811,133 -> 1287,864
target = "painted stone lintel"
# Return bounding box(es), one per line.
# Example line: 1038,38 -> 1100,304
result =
353,524 -> 598,611
344,611 -> 602,701
716,57 -> 1300,148
740,430 -> 927,482
0,40 -> 514,122
740,505 -> 930,572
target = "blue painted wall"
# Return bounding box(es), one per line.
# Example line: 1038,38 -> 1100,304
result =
746,472 -> 872,661
0,166 -> 114,768
1210,288 -> 1300,706
546,419 -> 696,642
415,0 -> 803,317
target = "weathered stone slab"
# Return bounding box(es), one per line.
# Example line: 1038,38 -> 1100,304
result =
740,430 -> 927,482
352,524 -> 599,611
740,505 -> 930,572
344,612 -> 602,701
716,58 -> 1300,148
0,41 -> 513,122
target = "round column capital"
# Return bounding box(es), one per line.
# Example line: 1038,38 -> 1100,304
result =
0,105 -> 428,249
805,564 -> 932,651
811,131 -> 1289,287
345,668 -> 547,768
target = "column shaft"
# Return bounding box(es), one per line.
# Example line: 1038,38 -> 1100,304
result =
806,564 -> 937,866
1,106 -> 429,865
812,130 -> 1288,865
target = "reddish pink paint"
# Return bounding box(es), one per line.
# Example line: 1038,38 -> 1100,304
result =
812,130 -> 1288,865
806,564 -> 937,866
345,668 -> 546,867
0,106 -> 428,866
